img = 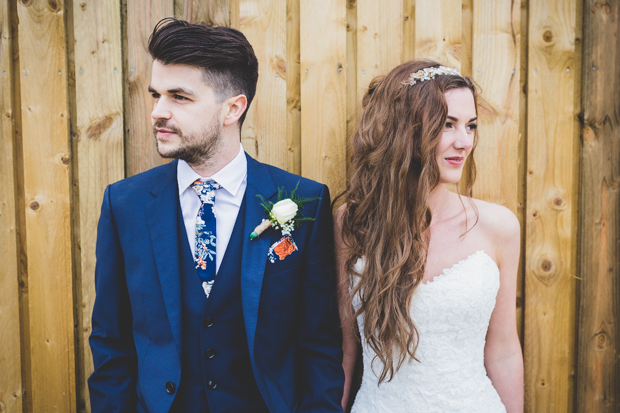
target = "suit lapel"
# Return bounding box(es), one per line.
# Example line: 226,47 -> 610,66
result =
145,160 -> 183,361
241,155 -> 276,360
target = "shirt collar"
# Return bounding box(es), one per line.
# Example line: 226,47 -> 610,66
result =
177,144 -> 247,200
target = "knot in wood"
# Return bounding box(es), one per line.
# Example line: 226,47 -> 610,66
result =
542,29 -> 554,44
48,0 -> 59,11
602,3 -> 611,14
29,201 -> 40,211
61,155 -> 70,165
534,254 -> 559,286
20,0 -> 32,6
596,331 -> 608,349
532,210 -> 539,218
549,195 -> 566,210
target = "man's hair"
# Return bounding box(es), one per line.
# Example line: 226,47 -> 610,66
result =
148,17 -> 259,128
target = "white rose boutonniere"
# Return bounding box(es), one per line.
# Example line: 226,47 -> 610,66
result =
250,182 -> 319,262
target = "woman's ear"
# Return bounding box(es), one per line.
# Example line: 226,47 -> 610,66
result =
223,94 -> 248,127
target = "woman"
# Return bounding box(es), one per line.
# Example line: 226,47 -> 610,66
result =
335,60 -> 524,412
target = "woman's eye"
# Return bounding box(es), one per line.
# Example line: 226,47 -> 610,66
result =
445,122 -> 453,128
467,123 -> 478,131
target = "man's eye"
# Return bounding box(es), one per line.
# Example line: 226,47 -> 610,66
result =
151,93 -> 160,99
174,94 -> 188,101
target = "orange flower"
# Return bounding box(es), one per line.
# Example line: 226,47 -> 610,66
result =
197,257 -> 207,269
273,237 -> 296,260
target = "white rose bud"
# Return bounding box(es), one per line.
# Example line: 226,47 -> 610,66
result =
271,198 -> 298,224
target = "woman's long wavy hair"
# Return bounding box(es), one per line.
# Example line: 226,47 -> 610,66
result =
340,59 -> 479,384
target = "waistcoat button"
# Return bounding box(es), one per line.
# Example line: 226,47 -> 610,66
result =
207,380 -> 218,390
205,348 -> 216,359
203,316 -> 215,327
165,381 -> 176,394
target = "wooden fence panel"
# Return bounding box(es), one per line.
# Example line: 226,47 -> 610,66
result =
576,0 -> 620,411
471,0 -> 522,337
239,0 -> 288,169
414,0 -> 461,70
356,0 -> 402,102
286,0 -> 301,176
72,0 -> 125,411
0,1 -> 22,412
524,0 -> 580,411
125,0 -> 173,176
178,0 -> 230,26
16,1 -> 76,411
345,0 -> 357,178
300,0 -> 347,194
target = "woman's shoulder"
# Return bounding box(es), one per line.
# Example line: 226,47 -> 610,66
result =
466,196 -> 520,244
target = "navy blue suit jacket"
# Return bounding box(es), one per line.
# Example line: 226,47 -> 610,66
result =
88,155 -> 344,412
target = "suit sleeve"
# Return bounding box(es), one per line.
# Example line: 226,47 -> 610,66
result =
88,185 -> 138,412
297,184 -> 345,412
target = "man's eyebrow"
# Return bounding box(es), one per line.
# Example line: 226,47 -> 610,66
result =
147,85 -> 197,96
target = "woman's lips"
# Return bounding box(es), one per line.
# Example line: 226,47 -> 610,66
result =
445,156 -> 464,166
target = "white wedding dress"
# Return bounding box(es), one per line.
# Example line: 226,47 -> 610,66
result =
351,250 -> 506,413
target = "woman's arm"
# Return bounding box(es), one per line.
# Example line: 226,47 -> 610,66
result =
484,206 -> 524,412
334,205 -> 360,412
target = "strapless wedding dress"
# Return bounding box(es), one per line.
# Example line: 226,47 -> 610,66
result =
351,250 -> 506,413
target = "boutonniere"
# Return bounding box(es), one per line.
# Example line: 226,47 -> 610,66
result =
250,183 -> 318,263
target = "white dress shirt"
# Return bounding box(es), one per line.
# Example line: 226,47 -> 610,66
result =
177,144 -> 247,273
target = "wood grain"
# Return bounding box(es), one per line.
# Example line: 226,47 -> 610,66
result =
576,0 -> 620,411
16,0 -> 76,411
402,0 -> 415,62
0,0 -> 23,411
180,0 -> 230,26
125,0 -> 172,177
524,0 -> 580,411
414,0 -> 461,70
72,0 -> 125,411
471,0 -> 522,338
461,0 -> 473,77
345,0 -> 356,179
300,0 -> 346,194
239,0 -> 288,169
356,0 -> 402,103
286,0 -> 301,175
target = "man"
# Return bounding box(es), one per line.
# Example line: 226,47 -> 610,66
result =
89,18 -> 344,412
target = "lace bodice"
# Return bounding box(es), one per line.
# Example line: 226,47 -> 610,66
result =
351,250 -> 506,413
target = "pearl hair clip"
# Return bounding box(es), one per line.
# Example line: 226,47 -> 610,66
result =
401,66 -> 462,87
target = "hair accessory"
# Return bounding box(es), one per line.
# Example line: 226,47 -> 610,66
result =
402,65 -> 462,87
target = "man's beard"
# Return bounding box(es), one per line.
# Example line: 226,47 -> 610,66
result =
153,114 -> 222,165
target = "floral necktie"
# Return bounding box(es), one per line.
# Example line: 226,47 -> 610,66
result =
190,179 -> 222,298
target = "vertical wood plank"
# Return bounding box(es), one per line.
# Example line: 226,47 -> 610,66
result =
576,0 -> 620,411
300,0 -> 346,194
356,0 -> 402,102
180,0 -> 230,26
402,0 -> 415,62
239,0 -> 288,169
471,0 -> 522,336
461,0 -> 473,77
72,0 -> 125,411
16,0 -> 76,411
0,0 -> 23,411
414,0 -> 461,71
287,0 -> 301,175
524,0 -> 580,411
125,0 -> 173,177
345,0 -> 357,179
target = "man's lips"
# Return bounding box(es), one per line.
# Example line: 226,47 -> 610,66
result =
156,128 -> 177,137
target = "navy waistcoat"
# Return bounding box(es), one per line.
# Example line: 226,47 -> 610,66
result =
171,195 -> 268,413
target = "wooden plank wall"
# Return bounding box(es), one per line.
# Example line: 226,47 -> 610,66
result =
2,0 -> 619,412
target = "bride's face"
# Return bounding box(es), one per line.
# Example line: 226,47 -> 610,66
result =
435,88 -> 477,184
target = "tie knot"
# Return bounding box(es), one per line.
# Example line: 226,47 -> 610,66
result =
190,179 -> 221,205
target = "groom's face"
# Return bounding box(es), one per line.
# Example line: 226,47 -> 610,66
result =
149,60 -> 223,164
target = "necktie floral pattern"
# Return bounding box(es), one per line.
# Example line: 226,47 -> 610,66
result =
190,179 -> 221,298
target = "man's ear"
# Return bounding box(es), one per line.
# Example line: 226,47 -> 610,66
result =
223,94 -> 248,127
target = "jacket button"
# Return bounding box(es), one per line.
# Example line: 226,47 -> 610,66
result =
203,316 -> 215,328
207,380 -> 218,390
205,348 -> 216,359
165,381 -> 176,394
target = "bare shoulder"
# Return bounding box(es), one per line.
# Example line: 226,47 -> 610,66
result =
468,197 -> 520,242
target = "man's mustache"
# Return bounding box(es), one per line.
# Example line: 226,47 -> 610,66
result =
153,120 -> 182,136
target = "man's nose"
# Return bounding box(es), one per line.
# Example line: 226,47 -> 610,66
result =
151,98 -> 172,121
